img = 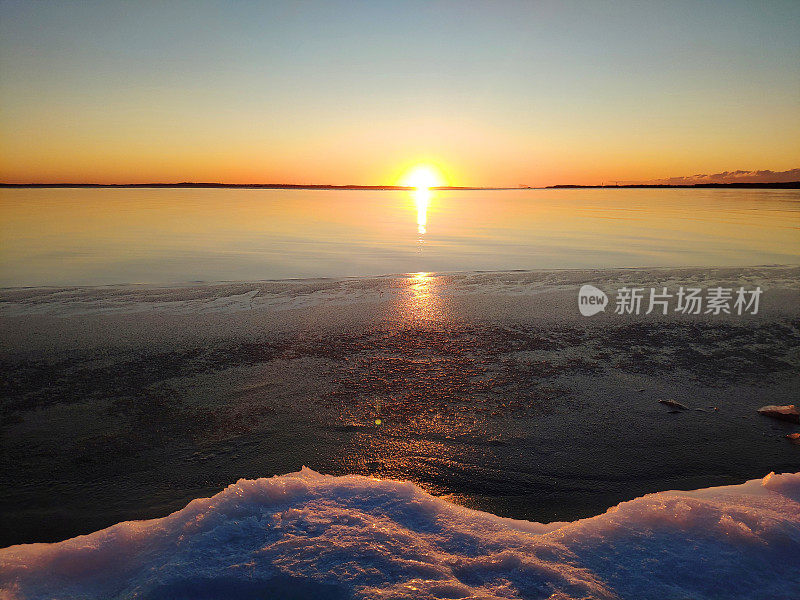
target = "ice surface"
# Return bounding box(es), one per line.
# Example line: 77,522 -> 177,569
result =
1,469 -> 798,599
2,265 -> 799,317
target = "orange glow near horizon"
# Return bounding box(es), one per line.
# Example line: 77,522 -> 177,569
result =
1,142 -> 797,188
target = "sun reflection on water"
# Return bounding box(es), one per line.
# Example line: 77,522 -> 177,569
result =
414,187 -> 431,235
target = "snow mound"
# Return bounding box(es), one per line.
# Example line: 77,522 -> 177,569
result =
1,469 -> 798,600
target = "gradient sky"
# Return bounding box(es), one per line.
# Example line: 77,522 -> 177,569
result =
1,0 -> 798,186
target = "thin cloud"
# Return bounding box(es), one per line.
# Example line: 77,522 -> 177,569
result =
625,168 -> 800,185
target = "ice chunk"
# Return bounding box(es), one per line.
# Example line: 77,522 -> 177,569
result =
757,404 -> 800,423
1,469 -> 798,600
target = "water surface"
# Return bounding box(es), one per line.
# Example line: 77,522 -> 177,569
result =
2,187 -> 799,286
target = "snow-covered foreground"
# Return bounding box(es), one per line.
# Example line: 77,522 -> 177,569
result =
1,470 -> 798,600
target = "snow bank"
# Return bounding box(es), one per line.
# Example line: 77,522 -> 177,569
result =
1,469 -> 798,599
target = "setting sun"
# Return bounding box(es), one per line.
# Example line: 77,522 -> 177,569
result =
399,165 -> 446,189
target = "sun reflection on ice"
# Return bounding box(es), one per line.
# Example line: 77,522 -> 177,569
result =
405,271 -> 444,322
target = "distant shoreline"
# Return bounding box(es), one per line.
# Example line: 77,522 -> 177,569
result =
546,181 -> 800,189
0,183 -> 497,191
1,181 -> 798,190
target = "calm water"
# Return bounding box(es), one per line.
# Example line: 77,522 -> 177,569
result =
1,187 -> 799,286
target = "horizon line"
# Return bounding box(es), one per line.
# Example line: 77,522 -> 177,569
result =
0,182 -> 507,191
1,181 -> 799,190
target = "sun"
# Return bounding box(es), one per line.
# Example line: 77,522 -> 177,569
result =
399,164 -> 446,189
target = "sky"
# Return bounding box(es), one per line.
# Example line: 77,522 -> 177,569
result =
1,0 -> 799,186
